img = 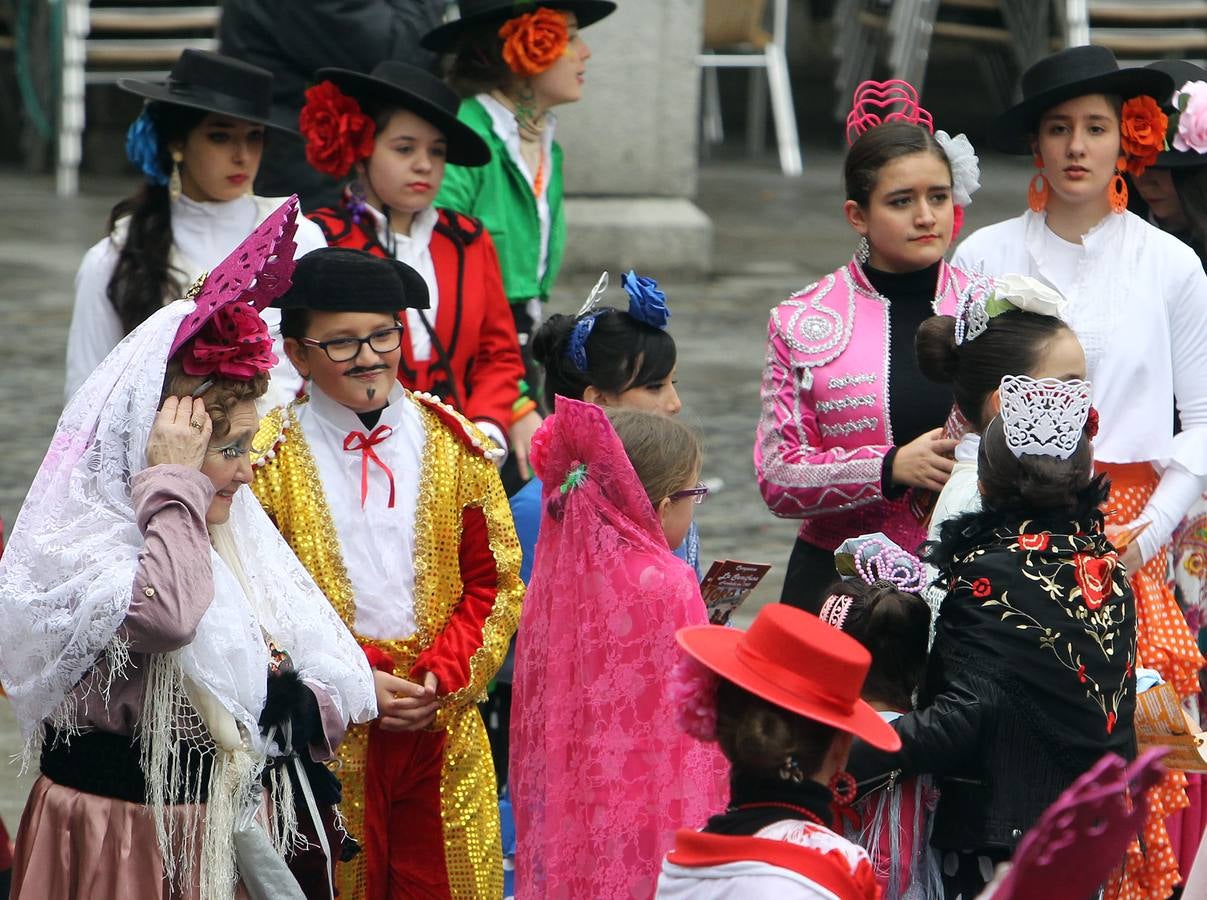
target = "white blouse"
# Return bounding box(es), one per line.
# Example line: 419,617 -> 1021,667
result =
296,382 -> 424,640
65,193 -> 328,410
953,210 -> 1207,559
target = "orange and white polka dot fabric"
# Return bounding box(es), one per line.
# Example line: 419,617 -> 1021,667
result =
1100,462 -> 1199,900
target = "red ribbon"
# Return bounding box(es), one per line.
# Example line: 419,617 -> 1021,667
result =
343,426 -> 396,508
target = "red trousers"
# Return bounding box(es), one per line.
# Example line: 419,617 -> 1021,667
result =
361,725 -> 449,900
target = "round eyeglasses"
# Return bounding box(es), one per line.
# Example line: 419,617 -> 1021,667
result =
301,325 -> 404,362
669,481 -> 709,505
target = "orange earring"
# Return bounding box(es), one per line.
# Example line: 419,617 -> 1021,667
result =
1109,156 -> 1129,215
1028,155 -> 1049,212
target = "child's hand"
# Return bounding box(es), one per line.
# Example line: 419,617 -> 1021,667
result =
891,427 -> 957,492
373,669 -> 439,731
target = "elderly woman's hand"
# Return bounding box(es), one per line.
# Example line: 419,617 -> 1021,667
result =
146,396 -> 212,469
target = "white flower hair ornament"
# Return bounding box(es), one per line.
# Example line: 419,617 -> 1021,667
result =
998,374 -> 1093,460
935,130 -> 981,207
956,273 -> 1066,344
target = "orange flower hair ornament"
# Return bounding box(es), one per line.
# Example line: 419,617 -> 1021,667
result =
499,7 -> 570,78
299,80 -> 377,179
1120,95 -> 1169,177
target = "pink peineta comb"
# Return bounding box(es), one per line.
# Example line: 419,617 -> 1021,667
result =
819,594 -> 853,631
169,195 -> 301,359
845,79 -> 935,146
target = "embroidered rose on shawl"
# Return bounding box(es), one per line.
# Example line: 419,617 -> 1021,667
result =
125,110 -> 168,186
1120,95 -> 1169,177
623,270 -> 671,329
1106,711 -> 1117,735
300,81 -> 376,179
1072,551 -> 1117,611
1019,532 -> 1050,552
1172,81 -> 1207,154
499,7 -> 569,78
971,576 -> 992,598
178,302 -> 278,380
668,653 -> 718,742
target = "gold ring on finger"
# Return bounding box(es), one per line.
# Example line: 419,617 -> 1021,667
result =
190,419 -> 204,431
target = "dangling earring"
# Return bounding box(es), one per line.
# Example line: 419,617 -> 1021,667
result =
1027,155 -> 1049,212
169,149 -> 183,201
1109,156 -> 1129,215
778,755 -> 805,784
855,236 -> 870,265
348,177 -> 369,226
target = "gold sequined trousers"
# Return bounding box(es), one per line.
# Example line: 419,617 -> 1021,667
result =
337,707 -> 502,899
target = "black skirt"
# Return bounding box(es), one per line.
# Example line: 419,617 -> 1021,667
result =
778,537 -> 840,614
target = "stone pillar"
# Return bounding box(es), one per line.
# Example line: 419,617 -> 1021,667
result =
555,0 -> 712,275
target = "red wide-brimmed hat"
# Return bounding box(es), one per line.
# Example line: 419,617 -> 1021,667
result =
677,603 -> 902,752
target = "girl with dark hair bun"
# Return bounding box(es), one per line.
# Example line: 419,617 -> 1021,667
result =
850,375 -> 1139,899
914,276 -> 1086,594
755,80 -> 987,611
65,50 -> 328,408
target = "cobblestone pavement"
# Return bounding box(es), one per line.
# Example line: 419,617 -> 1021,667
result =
0,146 -> 1031,826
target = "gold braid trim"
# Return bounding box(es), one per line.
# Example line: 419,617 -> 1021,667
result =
250,396 -> 522,899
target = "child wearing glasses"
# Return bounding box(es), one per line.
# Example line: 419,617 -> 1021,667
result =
250,247 -> 524,899
510,397 -> 727,897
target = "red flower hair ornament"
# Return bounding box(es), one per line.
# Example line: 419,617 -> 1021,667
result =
178,302 -> 277,380
299,80 -> 376,179
499,7 -> 570,78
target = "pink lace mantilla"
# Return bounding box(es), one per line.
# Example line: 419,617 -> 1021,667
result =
511,398 -> 727,898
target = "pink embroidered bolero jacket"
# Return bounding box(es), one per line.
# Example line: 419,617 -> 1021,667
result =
754,256 -> 979,552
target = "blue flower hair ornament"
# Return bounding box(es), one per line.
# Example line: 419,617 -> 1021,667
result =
125,109 -> 168,187
566,270 -> 671,373
623,270 -> 671,329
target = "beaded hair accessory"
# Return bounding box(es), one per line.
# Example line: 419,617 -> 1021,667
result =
845,80 -> 935,146
819,594 -> 853,631
834,533 -> 927,593
998,374 -> 1093,460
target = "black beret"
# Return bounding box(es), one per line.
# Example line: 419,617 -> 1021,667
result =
272,247 -> 429,312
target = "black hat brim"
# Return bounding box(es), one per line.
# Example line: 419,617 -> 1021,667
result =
274,249 -> 431,313
314,68 -> 491,167
990,69 -> 1174,155
117,80 -> 299,136
421,0 -> 617,53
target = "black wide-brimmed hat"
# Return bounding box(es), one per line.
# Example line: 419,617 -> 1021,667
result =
118,49 -> 295,133
421,0 -> 617,53
1147,60 -> 1207,169
273,248 -> 430,312
990,45 -> 1173,154
314,62 -> 490,167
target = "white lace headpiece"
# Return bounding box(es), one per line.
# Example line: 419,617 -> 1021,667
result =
998,374 -> 1092,459
0,300 -> 375,896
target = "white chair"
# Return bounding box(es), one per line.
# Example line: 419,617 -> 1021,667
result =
697,0 -> 803,177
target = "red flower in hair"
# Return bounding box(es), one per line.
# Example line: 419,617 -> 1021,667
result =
970,577 -> 992,598
1085,406 -> 1100,440
299,81 -> 376,179
179,302 -> 277,381
951,204 -> 966,242
1120,96 -> 1169,177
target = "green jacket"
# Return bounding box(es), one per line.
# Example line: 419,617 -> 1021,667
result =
436,97 -> 565,305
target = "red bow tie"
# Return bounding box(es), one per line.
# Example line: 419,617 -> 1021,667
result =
343,425 -> 396,508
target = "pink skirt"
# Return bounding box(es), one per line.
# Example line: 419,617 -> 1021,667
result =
12,775 -> 250,899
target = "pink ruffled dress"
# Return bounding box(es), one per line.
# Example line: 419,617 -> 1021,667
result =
510,398 -> 728,899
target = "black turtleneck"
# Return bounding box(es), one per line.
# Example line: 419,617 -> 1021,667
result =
863,261 -> 954,494
703,772 -> 839,836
